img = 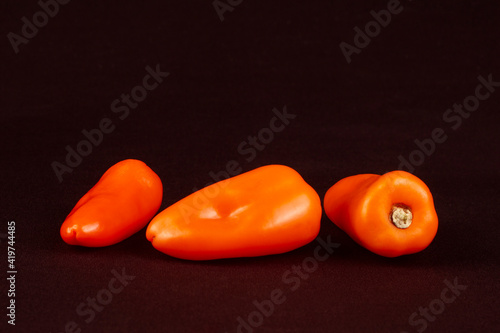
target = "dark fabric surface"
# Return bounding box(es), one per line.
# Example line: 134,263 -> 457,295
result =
1,1 -> 499,332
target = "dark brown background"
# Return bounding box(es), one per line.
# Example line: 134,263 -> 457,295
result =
1,0 -> 499,332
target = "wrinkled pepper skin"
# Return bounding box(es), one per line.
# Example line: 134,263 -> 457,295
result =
324,171 -> 438,257
61,159 -> 163,247
146,165 -> 322,260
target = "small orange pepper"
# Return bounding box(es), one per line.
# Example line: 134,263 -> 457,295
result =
146,165 -> 322,260
324,170 -> 438,257
60,159 -> 163,247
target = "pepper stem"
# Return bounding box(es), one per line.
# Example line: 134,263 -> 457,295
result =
390,204 -> 412,229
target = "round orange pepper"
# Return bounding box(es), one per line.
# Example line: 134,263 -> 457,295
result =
324,170 -> 438,257
60,159 -> 163,247
146,165 -> 322,260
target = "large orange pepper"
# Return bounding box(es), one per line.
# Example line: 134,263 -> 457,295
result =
324,170 -> 438,257
146,165 -> 322,260
60,159 -> 163,247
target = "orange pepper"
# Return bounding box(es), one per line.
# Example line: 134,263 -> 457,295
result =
60,159 -> 163,247
146,165 -> 322,260
323,170 -> 438,257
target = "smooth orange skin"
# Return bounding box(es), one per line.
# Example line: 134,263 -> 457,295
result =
60,159 -> 163,247
146,165 -> 322,260
324,171 -> 438,257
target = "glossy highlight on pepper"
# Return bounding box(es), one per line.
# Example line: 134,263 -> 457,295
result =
61,159 -> 163,247
146,165 -> 322,260
323,170 -> 438,257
